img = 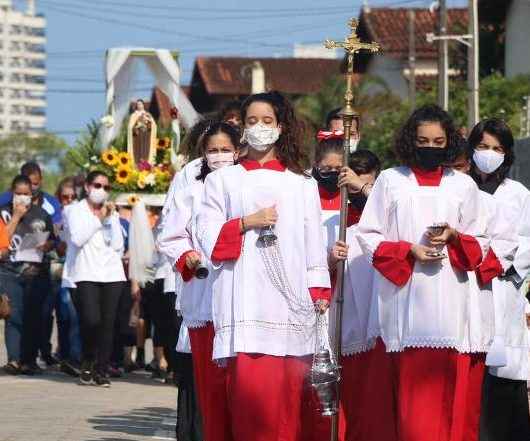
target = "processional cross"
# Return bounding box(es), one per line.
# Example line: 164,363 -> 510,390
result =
323,18 -> 380,441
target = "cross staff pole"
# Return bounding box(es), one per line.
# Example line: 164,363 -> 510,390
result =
324,18 -> 379,441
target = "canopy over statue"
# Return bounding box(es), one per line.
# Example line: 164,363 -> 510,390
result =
98,48 -> 199,166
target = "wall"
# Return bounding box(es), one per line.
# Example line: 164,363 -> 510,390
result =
505,0 -> 530,77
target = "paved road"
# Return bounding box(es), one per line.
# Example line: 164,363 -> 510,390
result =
0,327 -> 177,441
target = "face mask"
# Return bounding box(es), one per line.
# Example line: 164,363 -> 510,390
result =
415,147 -> 447,171
473,149 -> 505,175
13,194 -> 32,208
206,152 -> 235,171
348,192 -> 367,211
88,187 -> 108,205
312,167 -> 339,193
242,123 -> 280,151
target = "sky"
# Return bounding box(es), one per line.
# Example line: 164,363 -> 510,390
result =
13,0 -> 466,143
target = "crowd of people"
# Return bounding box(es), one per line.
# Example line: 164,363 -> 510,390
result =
1,91 -> 530,441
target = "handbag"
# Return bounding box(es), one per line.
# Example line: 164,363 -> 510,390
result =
0,293 -> 11,320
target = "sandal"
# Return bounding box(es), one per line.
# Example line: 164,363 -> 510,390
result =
3,361 -> 20,375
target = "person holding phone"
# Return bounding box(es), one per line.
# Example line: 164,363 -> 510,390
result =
63,171 -> 125,387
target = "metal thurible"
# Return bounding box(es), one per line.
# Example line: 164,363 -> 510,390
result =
310,312 -> 340,417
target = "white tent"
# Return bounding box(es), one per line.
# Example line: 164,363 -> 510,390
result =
98,48 -> 199,165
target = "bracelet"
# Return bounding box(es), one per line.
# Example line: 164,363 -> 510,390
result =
361,183 -> 371,194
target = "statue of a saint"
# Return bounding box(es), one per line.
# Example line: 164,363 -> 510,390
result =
127,99 -> 157,165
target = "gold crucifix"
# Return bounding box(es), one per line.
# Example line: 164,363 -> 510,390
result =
324,18 -> 380,120
323,19 -> 380,441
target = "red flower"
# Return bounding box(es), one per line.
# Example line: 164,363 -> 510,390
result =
170,107 -> 179,120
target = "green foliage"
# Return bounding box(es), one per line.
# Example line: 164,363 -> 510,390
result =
297,73 -> 530,169
0,131 -> 71,193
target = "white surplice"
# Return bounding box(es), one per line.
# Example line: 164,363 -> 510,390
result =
357,167 -> 485,352
341,224 -> 377,355
488,179 -> 530,380
465,191 -> 518,359
196,165 -> 330,360
158,181 -> 216,328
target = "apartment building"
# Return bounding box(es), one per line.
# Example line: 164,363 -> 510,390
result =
0,0 -> 46,134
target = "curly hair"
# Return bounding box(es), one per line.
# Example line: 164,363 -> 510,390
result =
467,118 -> 514,184
180,116 -> 218,159
241,91 -> 308,175
196,122 -> 241,182
393,104 -> 460,167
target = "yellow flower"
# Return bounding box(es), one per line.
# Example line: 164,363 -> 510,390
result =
117,152 -> 132,168
137,172 -> 147,189
157,137 -> 171,150
101,149 -> 119,166
127,194 -> 139,206
115,166 -> 131,185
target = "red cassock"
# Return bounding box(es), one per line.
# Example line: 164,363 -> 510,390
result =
356,166 -> 486,441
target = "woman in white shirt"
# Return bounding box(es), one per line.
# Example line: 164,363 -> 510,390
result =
64,171 -> 125,387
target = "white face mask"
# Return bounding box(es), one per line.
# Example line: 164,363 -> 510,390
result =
88,187 -> 109,205
206,152 -> 235,171
242,122 -> 280,151
473,149 -> 505,175
13,194 -> 32,208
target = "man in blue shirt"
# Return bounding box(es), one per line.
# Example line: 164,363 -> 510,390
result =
0,161 -> 62,225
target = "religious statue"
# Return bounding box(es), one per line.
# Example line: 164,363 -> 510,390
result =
127,99 -> 157,165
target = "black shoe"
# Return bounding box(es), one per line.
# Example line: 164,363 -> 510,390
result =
3,362 -> 20,375
151,368 -> 167,383
42,354 -> 59,366
145,359 -> 157,372
93,373 -> 111,388
79,363 -> 93,385
60,361 -> 80,377
20,363 -> 42,376
124,362 -> 139,373
136,348 -> 145,369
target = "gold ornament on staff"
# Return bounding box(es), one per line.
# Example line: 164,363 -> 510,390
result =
323,18 -> 379,441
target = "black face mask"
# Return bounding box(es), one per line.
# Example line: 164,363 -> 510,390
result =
348,192 -> 367,211
312,167 -> 339,193
415,147 -> 447,171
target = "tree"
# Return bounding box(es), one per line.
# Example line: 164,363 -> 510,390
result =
0,132 -> 72,193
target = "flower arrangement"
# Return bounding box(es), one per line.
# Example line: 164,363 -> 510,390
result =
68,121 -> 174,195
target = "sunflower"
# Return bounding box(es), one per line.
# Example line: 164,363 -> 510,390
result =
157,137 -> 171,150
127,194 -> 140,206
115,166 -> 132,185
101,149 -> 119,166
117,152 -> 132,168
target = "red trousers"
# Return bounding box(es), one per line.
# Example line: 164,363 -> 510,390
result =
393,347 -> 485,441
341,339 -> 397,441
226,353 -> 311,441
188,323 -> 232,441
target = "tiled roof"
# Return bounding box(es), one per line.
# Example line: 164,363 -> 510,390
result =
193,56 -> 346,95
361,7 -> 468,60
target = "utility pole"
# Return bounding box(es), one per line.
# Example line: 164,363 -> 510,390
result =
408,9 -> 416,109
438,0 -> 449,110
467,0 -> 479,129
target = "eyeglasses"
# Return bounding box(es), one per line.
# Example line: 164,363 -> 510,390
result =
92,183 -> 112,192
61,194 -> 75,201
